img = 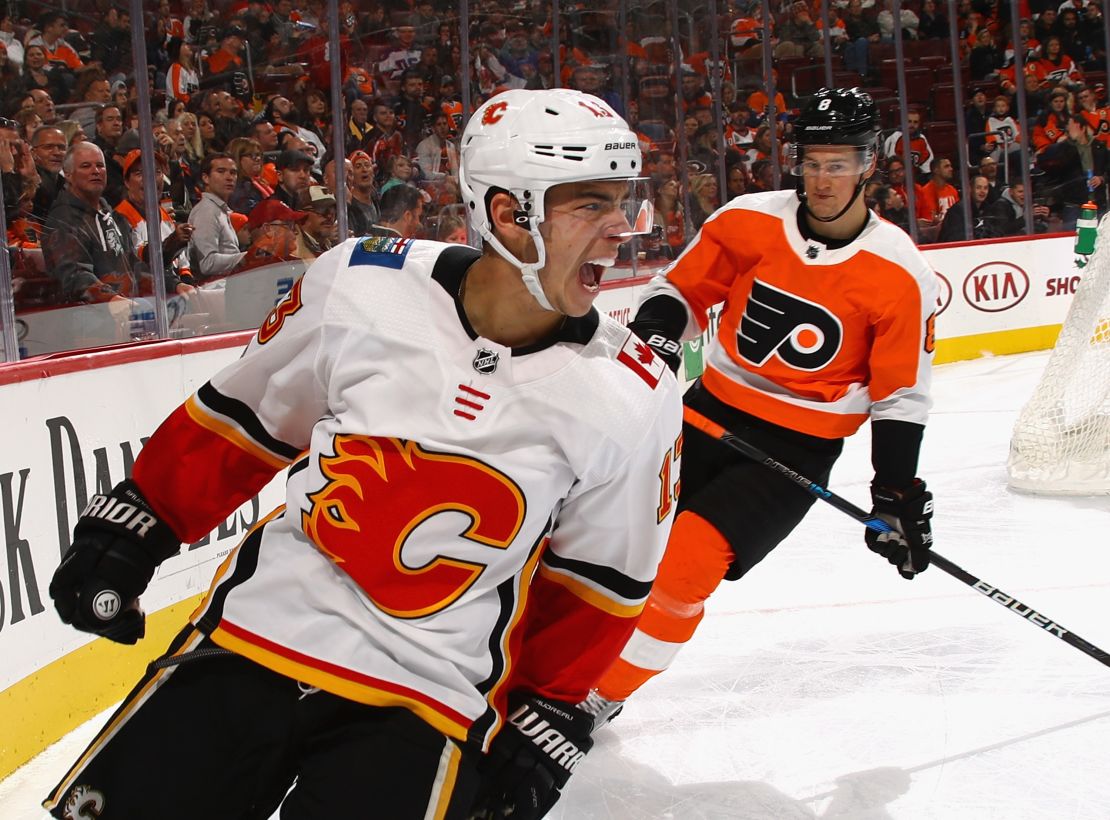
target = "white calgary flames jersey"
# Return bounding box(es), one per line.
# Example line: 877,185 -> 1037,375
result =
133,238 -> 682,750
641,190 -> 938,439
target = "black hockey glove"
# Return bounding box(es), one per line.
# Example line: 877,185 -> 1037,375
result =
49,480 -> 181,645
627,318 -> 682,374
469,694 -> 595,820
866,479 -> 934,580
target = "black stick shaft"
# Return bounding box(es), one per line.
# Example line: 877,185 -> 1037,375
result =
683,406 -> 1110,669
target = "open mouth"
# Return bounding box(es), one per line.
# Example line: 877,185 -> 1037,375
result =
578,259 -> 614,293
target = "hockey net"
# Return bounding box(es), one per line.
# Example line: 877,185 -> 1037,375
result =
1007,215 -> 1110,495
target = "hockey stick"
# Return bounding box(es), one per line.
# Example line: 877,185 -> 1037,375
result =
683,405 -> 1110,670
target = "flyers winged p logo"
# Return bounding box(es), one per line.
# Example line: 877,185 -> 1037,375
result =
738,279 -> 843,370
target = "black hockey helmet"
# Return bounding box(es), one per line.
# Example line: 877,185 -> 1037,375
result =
792,87 -> 880,147
792,87 -> 880,223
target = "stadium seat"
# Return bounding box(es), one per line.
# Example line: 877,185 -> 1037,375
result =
904,66 -> 935,106
932,83 -> 958,122
918,55 -> 948,73
777,57 -> 817,97
905,39 -> 948,61
880,59 -> 899,91
926,121 -> 959,162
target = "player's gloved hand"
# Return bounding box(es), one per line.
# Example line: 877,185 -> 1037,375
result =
627,319 -> 682,374
469,693 -> 594,820
49,480 -> 181,645
866,479 -> 934,580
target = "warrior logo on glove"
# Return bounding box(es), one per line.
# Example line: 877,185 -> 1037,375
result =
507,699 -> 589,775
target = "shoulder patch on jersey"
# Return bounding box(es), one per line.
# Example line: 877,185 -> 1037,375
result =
616,331 -> 667,389
350,236 -> 414,269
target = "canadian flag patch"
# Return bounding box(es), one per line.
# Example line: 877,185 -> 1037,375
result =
617,331 -> 667,389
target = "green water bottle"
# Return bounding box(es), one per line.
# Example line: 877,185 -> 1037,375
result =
1075,202 -> 1097,267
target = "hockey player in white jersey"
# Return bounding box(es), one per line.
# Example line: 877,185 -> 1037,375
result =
45,88 -> 680,820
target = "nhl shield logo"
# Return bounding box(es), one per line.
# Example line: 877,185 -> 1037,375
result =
473,348 -> 499,374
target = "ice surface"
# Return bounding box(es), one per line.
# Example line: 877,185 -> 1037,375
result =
4,351 -> 1109,819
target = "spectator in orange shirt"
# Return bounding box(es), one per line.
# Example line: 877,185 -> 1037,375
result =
1075,85 -> 1110,146
681,68 -> 712,115
29,12 -> 83,72
747,86 -> 787,123
916,156 -> 959,229
206,26 -> 250,102
1030,36 -> 1084,91
1033,90 -> 1071,154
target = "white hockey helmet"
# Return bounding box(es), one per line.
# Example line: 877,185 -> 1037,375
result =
459,88 -> 649,311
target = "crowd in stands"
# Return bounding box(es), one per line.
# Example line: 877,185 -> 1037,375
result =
0,0 -> 1108,346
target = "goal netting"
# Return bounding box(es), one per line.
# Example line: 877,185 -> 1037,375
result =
1007,215 -> 1110,495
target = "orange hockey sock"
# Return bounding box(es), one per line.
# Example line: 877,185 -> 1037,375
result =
595,512 -> 734,701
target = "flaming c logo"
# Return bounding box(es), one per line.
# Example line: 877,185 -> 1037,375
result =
303,436 -> 525,618
481,101 -> 509,125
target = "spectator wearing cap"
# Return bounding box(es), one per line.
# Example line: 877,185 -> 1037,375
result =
367,183 -> 424,239
228,137 -> 273,216
269,148 -> 314,209
295,184 -> 337,260
115,149 -> 196,287
188,152 -> 246,279
346,149 -> 379,235
1033,90 -> 1072,154
239,198 -> 306,271
207,26 -> 247,77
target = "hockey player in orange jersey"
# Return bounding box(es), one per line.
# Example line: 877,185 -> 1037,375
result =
44,89 -> 680,820
586,88 -> 939,723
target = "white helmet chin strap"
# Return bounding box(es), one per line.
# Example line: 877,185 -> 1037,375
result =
477,216 -> 556,312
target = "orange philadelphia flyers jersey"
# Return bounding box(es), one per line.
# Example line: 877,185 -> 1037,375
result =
640,190 -> 937,439
131,240 -> 681,751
